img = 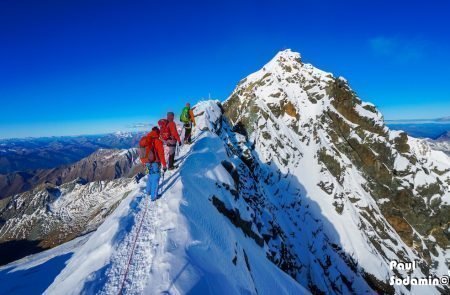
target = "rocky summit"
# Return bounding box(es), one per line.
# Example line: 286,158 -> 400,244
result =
223,49 -> 450,294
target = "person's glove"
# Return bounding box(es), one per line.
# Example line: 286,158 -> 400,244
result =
178,140 -> 182,145
162,166 -> 167,173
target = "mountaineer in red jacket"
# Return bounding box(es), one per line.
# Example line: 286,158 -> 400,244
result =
159,111 -> 181,170
139,127 -> 167,200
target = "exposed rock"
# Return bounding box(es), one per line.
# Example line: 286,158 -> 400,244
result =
221,49 -> 450,294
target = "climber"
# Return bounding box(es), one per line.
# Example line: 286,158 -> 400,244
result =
138,127 -> 167,200
158,112 -> 181,170
180,102 -> 196,144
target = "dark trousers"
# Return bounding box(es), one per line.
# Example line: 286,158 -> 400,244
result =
184,122 -> 192,143
168,153 -> 175,169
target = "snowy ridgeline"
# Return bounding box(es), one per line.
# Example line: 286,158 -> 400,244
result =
0,101 -> 308,295
0,50 -> 449,295
1,99 -> 448,295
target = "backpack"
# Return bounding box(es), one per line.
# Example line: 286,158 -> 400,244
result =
158,119 -> 171,141
180,107 -> 190,123
138,135 -> 156,164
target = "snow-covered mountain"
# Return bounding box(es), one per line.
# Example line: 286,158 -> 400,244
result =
0,148 -> 145,265
1,50 -> 449,294
0,176 -> 139,265
222,50 -> 450,293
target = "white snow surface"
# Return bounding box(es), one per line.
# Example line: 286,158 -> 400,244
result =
40,101 -> 307,294
0,235 -> 90,295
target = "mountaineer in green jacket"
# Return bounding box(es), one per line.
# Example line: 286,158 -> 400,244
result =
180,103 -> 196,144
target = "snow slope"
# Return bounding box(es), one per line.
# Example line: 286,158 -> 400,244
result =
0,235 -> 90,295
13,101 -> 306,295
0,175 -> 139,263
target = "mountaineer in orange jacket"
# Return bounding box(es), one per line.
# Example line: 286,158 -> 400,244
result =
139,127 -> 167,200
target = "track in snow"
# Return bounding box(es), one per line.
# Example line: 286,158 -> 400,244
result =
98,194 -> 155,294
98,143 -> 191,295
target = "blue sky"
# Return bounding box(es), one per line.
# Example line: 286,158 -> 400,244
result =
1,0 -> 449,139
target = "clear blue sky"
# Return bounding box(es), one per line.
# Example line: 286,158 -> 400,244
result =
1,0 -> 449,139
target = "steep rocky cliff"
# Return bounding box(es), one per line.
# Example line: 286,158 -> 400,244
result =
222,50 -> 450,294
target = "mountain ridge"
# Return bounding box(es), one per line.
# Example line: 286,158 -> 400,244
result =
223,49 -> 449,293
0,50 -> 449,294
0,148 -> 143,199
0,132 -> 143,174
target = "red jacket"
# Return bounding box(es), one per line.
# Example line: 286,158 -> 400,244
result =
167,120 -> 181,143
143,130 -> 167,167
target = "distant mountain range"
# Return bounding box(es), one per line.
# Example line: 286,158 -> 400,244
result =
386,116 -> 450,123
436,116 -> 450,122
0,148 -> 143,200
0,132 -> 144,174
387,118 -> 450,139
382,118 -> 450,155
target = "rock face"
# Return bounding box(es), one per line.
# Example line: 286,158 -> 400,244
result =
220,50 -> 450,294
0,148 -> 142,199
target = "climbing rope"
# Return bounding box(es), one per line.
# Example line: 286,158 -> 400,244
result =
117,195 -> 150,294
